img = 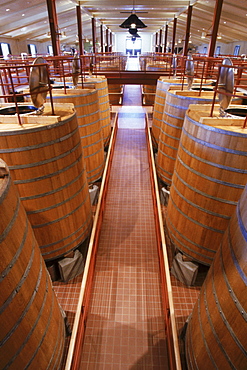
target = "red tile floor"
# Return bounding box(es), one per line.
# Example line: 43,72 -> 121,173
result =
53,80 -> 207,369
79,85 -> 169,369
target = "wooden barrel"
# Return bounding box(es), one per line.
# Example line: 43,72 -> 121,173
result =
152,78 -> 210,146
185,185 -> 247,369
51,88 -> 105,184
156,90 -> 216,186
0,103 -> 92,261
0,159 -> 65,369
83,76 -> 112,146
143,63 -> 168,106
166,104 -> 247,265
152,78 -> 182,146
97,64 -> 123,106
108,84 -> 123,105
143,84 -> 156,106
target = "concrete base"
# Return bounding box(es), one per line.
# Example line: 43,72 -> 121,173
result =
171,252 -> 198,286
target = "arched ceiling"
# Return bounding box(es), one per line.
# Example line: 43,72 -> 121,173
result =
0,0 -> 246,46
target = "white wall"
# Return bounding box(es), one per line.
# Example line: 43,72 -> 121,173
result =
114,31 -> 152,54
196,41 -> 247,56
2,34 -> 247,58
0,37 -> 52,57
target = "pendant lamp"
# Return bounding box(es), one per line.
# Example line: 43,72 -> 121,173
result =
119,13 -> 147,29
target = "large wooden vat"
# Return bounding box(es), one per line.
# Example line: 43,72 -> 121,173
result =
143,84 -> 156,106
0,103 -> 92,261
51,88 -> 105,184
82,76 -> 111,146
156,90 -> 216,186
152,78 -> 211,146
152,78 -> 182,146
185,184 -> 247,369
0,160 -> 65,369
107,82 -> 123,105
166,104 -> 247,265
97,63 -> 123,105
143,63 -> 168,106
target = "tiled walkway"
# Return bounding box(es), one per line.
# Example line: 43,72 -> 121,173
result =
79,85 -> 169,369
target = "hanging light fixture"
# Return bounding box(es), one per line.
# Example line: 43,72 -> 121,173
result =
120,13 -> 147,29
119,0 -> 147,29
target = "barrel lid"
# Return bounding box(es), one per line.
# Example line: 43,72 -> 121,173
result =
72,52 -> 80,87
0,160 -> 8,178
29,57 -> 49,109
218,58 -> 234,113
0,159 -> 9,198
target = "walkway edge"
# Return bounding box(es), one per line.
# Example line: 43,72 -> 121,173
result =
65,113 -> 118,370
145,113 -> 182,370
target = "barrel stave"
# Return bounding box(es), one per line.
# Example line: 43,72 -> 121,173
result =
185,186 -> 247,369
0,163 -> 65,369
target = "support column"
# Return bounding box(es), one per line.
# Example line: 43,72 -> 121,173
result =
92,17 -> 96,54
76,5 -> 84,55
208,0 -> 224,57
159,28 -> 163,52
100,24 -> 104,53
171,17 -> 177,54
155,32 -> 158,52
183,5 -> 193,56
109,31 -> 113,52
164,24 -> 168,53
46,0 -> 60,56
105,28 -> 109,52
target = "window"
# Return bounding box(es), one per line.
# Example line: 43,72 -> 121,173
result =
0,42 -> 12,59
125,36 -> 142,57
215,46 -> 221,56
234,45 -> 240,56
47,45 -> 53,55
28,43 -> 37,57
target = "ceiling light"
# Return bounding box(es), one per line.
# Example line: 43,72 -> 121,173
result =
119,14 -> 147,29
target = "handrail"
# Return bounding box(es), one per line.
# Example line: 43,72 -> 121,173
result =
64,113 -> 118,370
145,114 -> 182,370
210,62 -> 247,121
0,62 -> 55,124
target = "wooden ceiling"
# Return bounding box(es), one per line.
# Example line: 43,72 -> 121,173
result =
0,0 -> 247,46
